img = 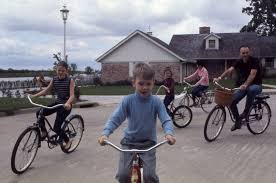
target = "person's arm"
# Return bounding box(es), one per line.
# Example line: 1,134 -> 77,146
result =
157,99 -> 174,135
32,79 -> 53,97
156,98 -> 176,145
64,79 -> 75,110
102,97 -> 128,137
240,69 -> 257,90
184,69 -> 198,81
214,66 -> 235,82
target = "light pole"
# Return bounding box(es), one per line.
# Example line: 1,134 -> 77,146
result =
60,5 -> 69,62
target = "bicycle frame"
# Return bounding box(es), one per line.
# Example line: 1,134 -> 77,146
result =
103,140 -> 168,183
28,95 -> 65,147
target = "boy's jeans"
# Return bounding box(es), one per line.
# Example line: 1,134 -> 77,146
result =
230,84 -> 262,121
116,140 -> 159,183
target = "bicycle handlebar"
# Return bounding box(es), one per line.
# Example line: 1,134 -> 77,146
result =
27,95 -> 64,109
155,85 -> 167,95
103,140 -> 168,153
213,81 -> 239,91
183,80 -> 194,88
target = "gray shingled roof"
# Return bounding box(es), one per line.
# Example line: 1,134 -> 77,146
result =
169,32 -> 276,59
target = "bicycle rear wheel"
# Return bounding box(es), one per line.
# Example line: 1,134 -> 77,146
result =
172,105 -> 193,128
61,115 -> 84,153
201,91 -> 215,113
247,101 -> 271,135
11,127 -> 40,174
204,105 -> 226,142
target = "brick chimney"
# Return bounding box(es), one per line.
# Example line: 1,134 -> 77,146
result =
199,27 -> 210,34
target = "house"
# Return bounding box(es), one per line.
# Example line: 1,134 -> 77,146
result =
170,26 -> 276,78
96,30 -> 195,84
96,27 -> 276,83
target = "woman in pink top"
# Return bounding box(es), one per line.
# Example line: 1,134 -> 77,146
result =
184,61 -> 209,106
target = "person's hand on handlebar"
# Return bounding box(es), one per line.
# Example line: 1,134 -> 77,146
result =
64,102 -> 72,110
165,134 -> 176,145
213,77 -> 222,83
98,135 -> 108,146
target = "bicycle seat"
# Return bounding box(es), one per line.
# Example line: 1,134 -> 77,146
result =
255,94 -> 270,100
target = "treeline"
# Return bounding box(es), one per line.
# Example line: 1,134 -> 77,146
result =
0,69 -> 54,78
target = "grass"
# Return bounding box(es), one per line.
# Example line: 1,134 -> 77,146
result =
0,97 -> 55,112
79,79 -> 237,95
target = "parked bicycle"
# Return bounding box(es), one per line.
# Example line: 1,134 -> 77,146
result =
179,81 -> 215,113
156,85 -> 192,128
204,81 -> 271,142
103,139 -> 168,183
11,95 -> 85,174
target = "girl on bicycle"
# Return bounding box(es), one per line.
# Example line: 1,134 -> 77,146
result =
184,60 -> 209,106
163,67 -> 175,115
31,61 -> 75,149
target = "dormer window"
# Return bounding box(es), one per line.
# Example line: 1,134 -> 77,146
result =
204,33 -> 221,50
208,40 -> 216,49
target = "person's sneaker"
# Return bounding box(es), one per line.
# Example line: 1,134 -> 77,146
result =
64,139 -> 72,150
231,123 -> 242,131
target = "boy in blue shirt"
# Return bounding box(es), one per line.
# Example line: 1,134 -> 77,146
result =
98,62 -> 176,183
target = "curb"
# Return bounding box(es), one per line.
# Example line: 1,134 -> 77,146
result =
0,101 -> 99,117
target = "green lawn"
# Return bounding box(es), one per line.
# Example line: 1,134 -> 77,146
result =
79,78 -> 275,95
0,97 -> 55,112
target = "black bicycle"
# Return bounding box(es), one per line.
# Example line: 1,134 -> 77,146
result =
11,95 -> 85,174
204,81 -> 271,142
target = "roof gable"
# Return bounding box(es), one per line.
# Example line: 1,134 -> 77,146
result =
96,30 -> 185,62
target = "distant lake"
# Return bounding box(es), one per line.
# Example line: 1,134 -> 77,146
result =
0,77 -> 51,82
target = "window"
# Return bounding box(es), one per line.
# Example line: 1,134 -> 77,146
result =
208,40 -> 216,49
265,58 -> 274,68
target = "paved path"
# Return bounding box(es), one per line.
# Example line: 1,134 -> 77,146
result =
0,96 -> 276,183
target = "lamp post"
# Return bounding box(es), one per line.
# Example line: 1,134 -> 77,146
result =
60,5 -> 69,62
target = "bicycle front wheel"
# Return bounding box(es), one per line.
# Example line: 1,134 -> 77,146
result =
247,101 -> 271,135
61,115 -> 84,153
11,127 -> 40,174
172,105 -> 193,128
204,105 -> 226,142
201,91 -> 216,113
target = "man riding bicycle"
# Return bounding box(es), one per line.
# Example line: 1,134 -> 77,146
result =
214,45 -> 262,131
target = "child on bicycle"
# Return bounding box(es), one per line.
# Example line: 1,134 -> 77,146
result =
31,61 -> 75,149
184,60 -> 209,106
98,62 -> 176,183
163,67 -> 175,115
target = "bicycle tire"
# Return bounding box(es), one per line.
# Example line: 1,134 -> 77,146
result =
61,115 -> 84,153
201,91 -> 215,113
204,105 -> 226,142
11,127 -> 40,174
247,101 -> 271,135
172,105 -> 193,128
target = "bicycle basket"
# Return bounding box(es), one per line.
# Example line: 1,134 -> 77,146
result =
214,89 -> 234,106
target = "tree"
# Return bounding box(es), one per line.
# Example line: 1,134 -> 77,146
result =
240,0 -> 276,36
85,66 -> 93,74
70,63 -> 78,75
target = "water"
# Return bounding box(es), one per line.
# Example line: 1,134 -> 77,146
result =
0,77 -> 51,82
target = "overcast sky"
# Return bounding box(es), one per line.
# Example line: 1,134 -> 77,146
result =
0,0 -> 251,71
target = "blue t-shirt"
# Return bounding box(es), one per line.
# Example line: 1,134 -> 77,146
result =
102,92 -> 174,143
